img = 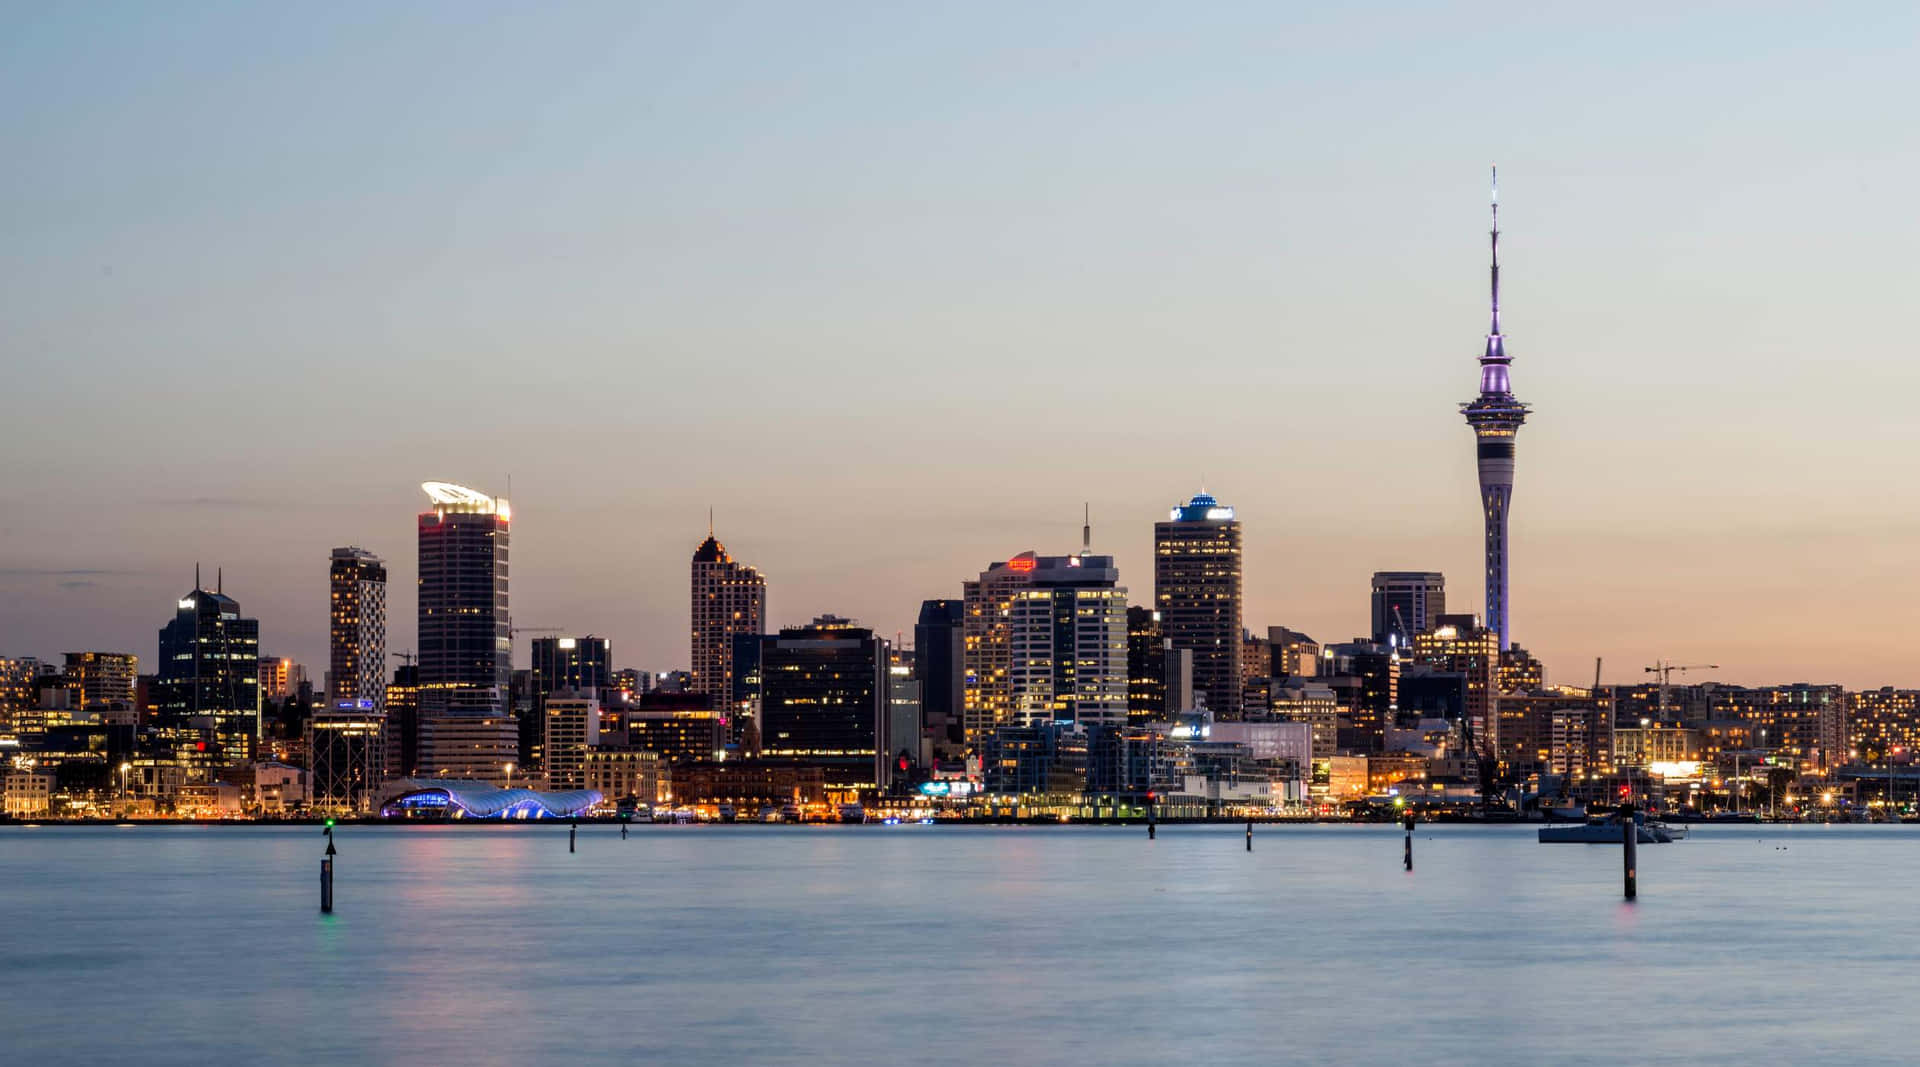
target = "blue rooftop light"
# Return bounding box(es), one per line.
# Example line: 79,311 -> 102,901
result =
1169,491 -> 1234,522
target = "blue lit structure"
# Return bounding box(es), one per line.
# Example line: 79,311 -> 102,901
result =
1461,168 -> 1530,651
380,778 -> 602,819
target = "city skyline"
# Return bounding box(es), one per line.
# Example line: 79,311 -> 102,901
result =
6,5 -> 1920,687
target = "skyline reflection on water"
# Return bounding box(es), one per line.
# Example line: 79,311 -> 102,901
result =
1,823 -> 1909,1065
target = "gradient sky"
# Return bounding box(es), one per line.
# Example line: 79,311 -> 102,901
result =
4,2 -> 1919,689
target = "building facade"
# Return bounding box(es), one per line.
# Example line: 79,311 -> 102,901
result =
962,552 -> 1036,748
62,652 -> 138,710
758,616 -> 888,794
417,482 -> 511,716
542,691 -> 602,791
1154,491 -> 1243,719
1460,173 -> 1529,650
914,599 -> 965,750
154,583 -> 262,771
328,546 -> 388,711
308,706 -> 388,814
689,529 -> 766,728
1369,571 -> 1446,649
1008,553 -> 1127,730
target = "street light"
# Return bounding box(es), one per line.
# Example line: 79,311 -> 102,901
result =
504,762 -> 515,790
119,761 -> 131,815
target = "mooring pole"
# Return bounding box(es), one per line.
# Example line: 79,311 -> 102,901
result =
1246,819 -> 1253,852
570,820 -> 578,854
1622,803 -> 1638,900
621,816 -> 629,840
1403,811 -> 1415,871
1147,795 -> 1156,840
320,823 -> 336,914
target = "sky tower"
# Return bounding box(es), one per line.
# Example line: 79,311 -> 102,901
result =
1461,168 -> 1529,650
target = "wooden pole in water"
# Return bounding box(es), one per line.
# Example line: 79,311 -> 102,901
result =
1403,812 -> 1415,871
1246,819 -> 1253,852
621,816 -> 629,840
569,821 -> 577,853
1622,803 -> 1638,900
320,825 -> 336,914
1147,794 -> 1156,840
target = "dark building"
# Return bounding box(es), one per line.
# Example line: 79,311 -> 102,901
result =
385,664 -> 420,777
328,546 -> 388,711
530,636 -> 611,705
1399,665 -> 1468,724
758,616 -> 888,794
914,599 -> 965,748
671,760 -> 826,809
154,579 -> 261,771
1127,606 -> 1167,724
623,692 -> 723,765
1369,571 -> 1445,649
730,631 -> 765,748
981,722 -> 1089,797
416,482 -> 510,717
1321,640 -> 1399,751
1154,491 -> 1243,719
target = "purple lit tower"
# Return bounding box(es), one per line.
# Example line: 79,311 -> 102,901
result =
1461,167 -> 1529,651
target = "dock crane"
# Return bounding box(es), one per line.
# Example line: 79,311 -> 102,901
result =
1644,660 -> 1719,720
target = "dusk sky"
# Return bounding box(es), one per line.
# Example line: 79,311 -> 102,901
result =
4,2 -> 1919,688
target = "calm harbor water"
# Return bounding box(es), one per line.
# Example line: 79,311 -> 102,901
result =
1,822 -> 1910,1065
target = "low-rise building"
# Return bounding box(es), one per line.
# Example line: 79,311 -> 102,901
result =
4,771 -> 55,817
582,749 -> 667,809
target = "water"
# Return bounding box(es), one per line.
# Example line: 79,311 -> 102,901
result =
0,822 -> 1909,1065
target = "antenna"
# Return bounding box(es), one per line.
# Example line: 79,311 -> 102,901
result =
708,507 -> 714,536
1082,502 -> 1091,552
217,567 -> 222,594
1489,163 -> 1500,331
195,563 -> 201,591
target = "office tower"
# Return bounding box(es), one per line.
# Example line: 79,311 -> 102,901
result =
415,714 -> 519,782
1411,614 -> 1499,749
1164,647 -> 1194,714
1369,571 -> 1446,649
1154,491 -> 1243,718
1268,627 -> 1320,680
62,652 -> 138,709
328,546 -> 387,711
0,656 -> 47,727
915,600 -> 965,748
962,552 -> 1037,748
258,657 -> 295,703
542,690 -> 602,790
689,525 -> 766,716
385,664 -> 419,777
1499,644 -> 1545,694
417,481 -> 511,716
1461,170 -> 1530,650
1007,551 -> 1127,730
1849,689 -> 1920,765
154,575 -> 262,771
1320,640 -> 1400,751
625,693 -> 725,765
886,646 -> 924,777
308,706 -> 387,814
530,636 -> 612,706
1126,606 -> 1167,724
758,616 -> 887,793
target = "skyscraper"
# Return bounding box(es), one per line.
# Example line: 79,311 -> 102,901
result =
689,525 -> 766,726
530,636 -> 613,704
1461,169 -> 1530,650
1008,551 -> 1128,730
62,652 -> 138,709
328,546 -> 388,711
155,576 -> 262,771
1126,606 -> 1166,724
1370,571 -> 1446,649
757,616 -> 888,793
1154,491 -> 1243,719
1412,613 -> 1500,749
962,552 -> 1037,748
417,482 -> 511,716
914,599 -> 965,750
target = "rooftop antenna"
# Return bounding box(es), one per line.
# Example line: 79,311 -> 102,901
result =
708,507 -> 714,536
1082,502 -> 1091,552
217,567 -> 223,594
195,563 -> 201,591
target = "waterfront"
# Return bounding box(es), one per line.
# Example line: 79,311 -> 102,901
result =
1,824 -> 1910,1065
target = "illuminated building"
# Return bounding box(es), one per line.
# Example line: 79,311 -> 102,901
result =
257,657 -> 295,703
380,778 -> 601,820
1848,688 -> 1920,763
384,664 -> 419,777
0,656 -> 48,727
1460,170 -> 1529,650
1319,640 -> 1398,751
1126,607 -> 1167,724
1008,551 -> 1127,730
1155,491 -> 1243,719
1241,632 -> 1273,715
670,760 -> 826,808
962,552 -> 1037,747
1268,627 -> 1319,680
1708,684 -> 1844,773
689,526 -> 766,727
886,647 -> 923,776
542,690 -> 601,791
4,772 -> 54,817
327,546 -> 387,712
981,722 -> 1088,799
529,635 -> 612,767
1614,724 -> 1699,768
1493,689 -> 1608,775
1271,681 -> 1341,761
915,600 -> 965,750
62,652 -> 137,710
758,616 -> 887,793
1498,645 -> 1545,694
416,481 -> 511,718
1411,614 -> 1498,749
154,578 -> 261,772
307,706 -> 388,814
625,696 -> 724,765
581,749 -> 666,808
1370,572 -> 1446,649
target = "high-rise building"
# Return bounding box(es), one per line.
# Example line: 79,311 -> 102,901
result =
417,481 -> 510,717
1008,551 -> 1127,730
1154,491 -> 1243,719
328,547 -> 388,711
689,526 -> 766,728
542,690 -> 602,791
1369,571 -> 1446,649
154,578 -> 262,771
1321,639 -> 1399,751
1126,606 -> 1167,724
62,652 -> 138,710
1411,614 -> 1499,750
1268,627 -> 1320,681
384,663 -> 419,777
1460,170 -> 1530,650
530,636 -> 612,708
962,552 -> 1037,748
758,616 -> 888,794
258,657 -> 296,703
914,600 -> 965,750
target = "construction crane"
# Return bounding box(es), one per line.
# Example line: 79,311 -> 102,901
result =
509,626 -> 562,638
391,651 -> 416,666
1644,660 -> 1719,719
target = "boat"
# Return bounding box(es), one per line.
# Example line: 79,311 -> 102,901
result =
837,803 -> 866,824
716,804 -> 737,823
757,805 -> 782,823
1538,811 -> 1683,844
780,802 -> 803,823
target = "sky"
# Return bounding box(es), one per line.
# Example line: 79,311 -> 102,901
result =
3,2 -> 1919,690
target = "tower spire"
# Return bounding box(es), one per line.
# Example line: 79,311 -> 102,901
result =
1082,502 -> 1091,552
1485,164 -> 1505,368
195,563 -> 201,591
